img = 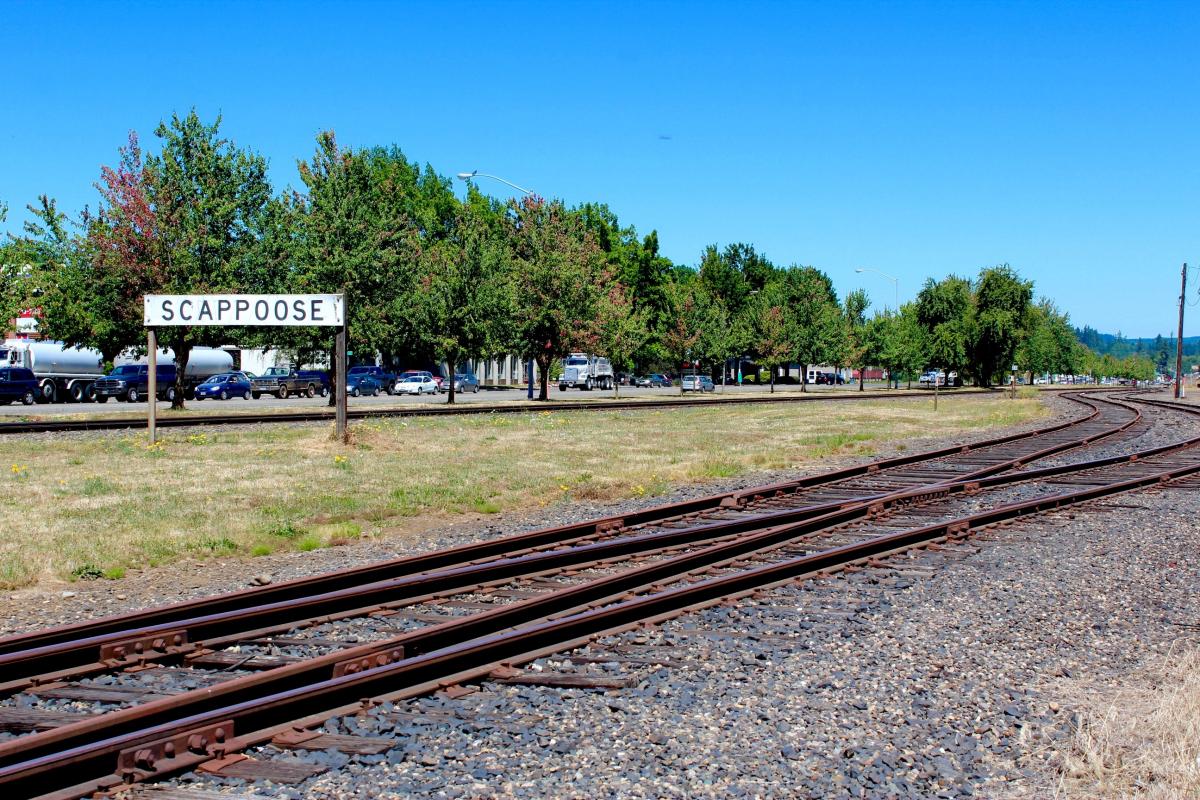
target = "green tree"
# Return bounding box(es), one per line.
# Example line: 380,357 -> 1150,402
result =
971,264 -> 1033,386
106,111 -> 275,409
747,282 -> 793,393
916,275 -> 973,380
507,197 -> 608,400
777,266 -> 841,392
592,282 -> 651,398
417,197 -> 512,403
841,288 -> 870,391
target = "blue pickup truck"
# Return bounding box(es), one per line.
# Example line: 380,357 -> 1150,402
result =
347,365 -> 397,395
92,364 -> 178,403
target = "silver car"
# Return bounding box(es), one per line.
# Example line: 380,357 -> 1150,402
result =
441,372 -> 480,393
681,375 -> 715,392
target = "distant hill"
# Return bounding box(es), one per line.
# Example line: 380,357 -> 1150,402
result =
1075,326 -> 1200,372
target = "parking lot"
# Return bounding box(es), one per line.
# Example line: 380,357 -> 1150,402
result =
0,381 -> 913,417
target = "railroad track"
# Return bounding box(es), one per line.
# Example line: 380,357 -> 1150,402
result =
0,391 -> 1191,798
0,386 -> 1005,435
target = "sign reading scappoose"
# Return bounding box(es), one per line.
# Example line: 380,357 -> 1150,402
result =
144,294 -> 345,327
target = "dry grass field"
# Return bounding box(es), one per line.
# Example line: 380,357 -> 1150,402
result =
0,394 -> 1048,589
1051,648 -> 1200,798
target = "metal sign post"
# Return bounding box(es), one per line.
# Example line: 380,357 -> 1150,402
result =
147,329 -> 157,444
143,293 -> 346,442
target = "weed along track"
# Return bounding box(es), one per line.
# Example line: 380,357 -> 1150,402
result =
0,391 -> 1196,798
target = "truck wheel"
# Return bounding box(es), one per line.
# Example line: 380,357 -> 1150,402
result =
559,384 -> 567,392
277,385 -> 289,400
252,392 -> 261,399
305,384 -> 315,399
39,380 -> 56,403
96,396 -> 108,404
166,386 -> 177,403
127,388 -> 140,403
585,378 -> 593,391
69,383 -> 85,402
320,386 -> 329,398
244,390 -> 252,400
21,391 -> 35,406
219,390 -> 229,401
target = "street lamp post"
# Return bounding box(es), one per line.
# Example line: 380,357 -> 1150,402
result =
854,267 -> 899,311
456,170 -> 537,400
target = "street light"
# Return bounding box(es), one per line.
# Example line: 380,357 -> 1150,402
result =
854,267 -> 899,311
456,170 -> 538,399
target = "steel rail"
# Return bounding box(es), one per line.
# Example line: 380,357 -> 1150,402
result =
0,388 -> 993,435
3,399 -> 1198,800
0,394 -> 1193,794
0,392 -> 1134,685
0,393 -> 1118,659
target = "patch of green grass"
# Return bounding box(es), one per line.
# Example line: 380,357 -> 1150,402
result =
296,534 -> 324,552
70,563 -> 104,581
186,536 -> 238,556
250,544 -> 273,557
267,520 -> 305,539
102,566 -> 126,580
311,521 -> 362,540
80,476 -> 115,496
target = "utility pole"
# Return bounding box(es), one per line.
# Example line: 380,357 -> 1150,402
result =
1176,263 -> 1187,400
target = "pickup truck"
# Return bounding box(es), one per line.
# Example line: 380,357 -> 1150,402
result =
251,367 -> 330,399
347,365 -> 397,395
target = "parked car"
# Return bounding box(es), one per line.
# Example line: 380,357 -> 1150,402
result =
633,375 -> 651,387
0,367 -> 37,405
396,374 -> 439,395
251,366 -> 329,399
646,373 -> 672,387
440,372 -> 479,393
815,372 -> 845,385
345,372 -> 383,397
347,365 -> 397,395
194,372 -> 254,401
398,370 -> 439,390
681,374 -> 715,392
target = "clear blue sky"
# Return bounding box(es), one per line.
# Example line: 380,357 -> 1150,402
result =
2,0 -> 1197,338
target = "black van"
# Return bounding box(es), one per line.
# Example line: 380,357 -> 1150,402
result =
0,368 -> 37,405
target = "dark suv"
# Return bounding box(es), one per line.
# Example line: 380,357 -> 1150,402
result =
93,364 -> 177,402
0,368 -> 37,405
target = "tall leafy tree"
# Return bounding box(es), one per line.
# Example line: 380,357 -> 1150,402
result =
99,111 -> 275,408
971,264 -> 1032,386
506,196 -> 608,400
916,275 -> 974,379
747,282 -> 793,393
841,288 -> 870,391
777,266 -> 841,392
416,197 -> 511,403
660,277 -> 708,395
592,282 -> 651,398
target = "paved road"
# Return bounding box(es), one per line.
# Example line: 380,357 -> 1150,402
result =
0,382 -> 915,417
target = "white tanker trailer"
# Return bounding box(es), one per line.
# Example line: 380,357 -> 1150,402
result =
1,340 -> 235,403
0,340 -> 105,403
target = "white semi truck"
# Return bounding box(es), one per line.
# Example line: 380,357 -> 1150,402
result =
558,353 -> 615,391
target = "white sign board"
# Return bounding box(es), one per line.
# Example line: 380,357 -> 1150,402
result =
144,294 -> 344,327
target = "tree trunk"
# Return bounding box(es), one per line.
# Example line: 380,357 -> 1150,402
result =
859,365 -> 865,392
327,344 -> 338,407
770,369 -> 775,394
537,357 -> 550,401
447,352 -> 457,405
171,333 -> 190,411
801,364 -> 808,393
